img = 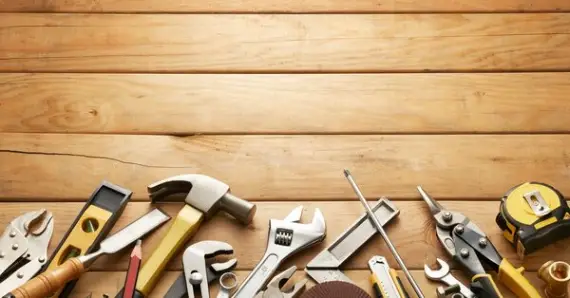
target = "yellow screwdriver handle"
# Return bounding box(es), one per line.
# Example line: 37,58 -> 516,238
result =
497,259 -> 542,298
135,205 -> 204,296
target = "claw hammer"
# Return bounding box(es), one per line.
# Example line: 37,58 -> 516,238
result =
116,174 -> 256,298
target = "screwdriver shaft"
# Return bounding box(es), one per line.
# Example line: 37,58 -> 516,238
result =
344,169 -> 425,298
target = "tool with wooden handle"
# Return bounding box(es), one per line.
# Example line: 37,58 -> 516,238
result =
43,181 -> 131,298
4,209 -> 170,298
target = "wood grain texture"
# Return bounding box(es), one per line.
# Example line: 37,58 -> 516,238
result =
2,133 -> 570,200
72,269 -> 544,297
2,0 -> 570,13
1,201 -> 567,271
2,73 -> 570,134
1,14 -> 570,72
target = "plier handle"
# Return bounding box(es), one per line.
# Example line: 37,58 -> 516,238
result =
417,187 -> 541,298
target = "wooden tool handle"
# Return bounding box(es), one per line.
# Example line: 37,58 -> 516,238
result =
9,258 -> 86,298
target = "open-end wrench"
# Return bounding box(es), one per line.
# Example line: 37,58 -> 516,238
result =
232,206 -> 326,298
424,258 -> 476,298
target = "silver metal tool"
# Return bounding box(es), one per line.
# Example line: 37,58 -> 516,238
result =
0,209 -> 54,296
437,284 -> 466,298
254,266 -> 306,298
78,208 -> 170,268
217,272 -> 238,298
232,206 -> 326,298
424,259 -> 475,298
305,198 -> 399,284
344,169 -> 425,298
165,241 -> 237,298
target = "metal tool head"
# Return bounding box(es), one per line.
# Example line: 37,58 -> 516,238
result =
0,210 -> 54,296
424,258 -> 451,280
255,266 -> 307,298
183,241 -> 235,298
267,206 -> 326,258
148,174 -> 256,224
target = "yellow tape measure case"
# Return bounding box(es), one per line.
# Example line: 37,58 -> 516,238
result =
42,181 -> 132,297
496,182 -> 570,256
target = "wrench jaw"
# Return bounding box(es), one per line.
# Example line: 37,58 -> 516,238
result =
182,241 -> 236,298
255,266 -> 308,298
424,259 -> 451,280
267,208 -> 327,259
232,206 -> 326,298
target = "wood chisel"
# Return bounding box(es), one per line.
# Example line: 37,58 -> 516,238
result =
368,256 -> 409,298
4,209 -> 170,298
42,181 -> 131,298
496,182 -> 570,257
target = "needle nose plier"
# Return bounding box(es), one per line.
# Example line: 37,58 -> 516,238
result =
417,186 -> 541,298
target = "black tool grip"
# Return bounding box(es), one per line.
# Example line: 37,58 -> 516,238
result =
471,274 -> 503,298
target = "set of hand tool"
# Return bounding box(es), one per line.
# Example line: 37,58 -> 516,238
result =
1,172 -> 569,298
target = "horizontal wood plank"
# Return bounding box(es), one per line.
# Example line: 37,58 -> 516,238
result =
2,0 -> 570,13
2,73 -> 570,134
0,201 -> 566,271
2,134 -> 570,200
1,14 -> 570,72
73,269 -> 543,297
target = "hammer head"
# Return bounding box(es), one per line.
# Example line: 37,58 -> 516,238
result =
148,174 -> 256,224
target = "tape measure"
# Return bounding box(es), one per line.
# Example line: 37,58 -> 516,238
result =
496,182 -> 570,257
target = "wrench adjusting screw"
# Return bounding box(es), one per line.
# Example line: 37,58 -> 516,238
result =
275,228 -> 293,246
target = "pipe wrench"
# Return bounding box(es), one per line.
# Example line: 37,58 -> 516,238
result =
232,206 -> 326,298
164,241 -> 237,298
0,210 -> 54,296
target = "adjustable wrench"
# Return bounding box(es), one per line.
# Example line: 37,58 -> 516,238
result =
232,206 -> 326,298
424,258 -> 476,298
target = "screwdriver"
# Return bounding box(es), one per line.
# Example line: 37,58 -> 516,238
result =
344,169 -> 425,298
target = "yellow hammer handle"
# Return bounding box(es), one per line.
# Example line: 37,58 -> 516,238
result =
135,205 -> 204,296
497,259 -> 542,298
9,258 -> 86,298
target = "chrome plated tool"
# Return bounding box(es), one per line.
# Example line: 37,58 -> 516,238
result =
424,258 -> 475,298
344,169 -> 424,298
232,206 -> 326,298
164,240 -> 237,298
217,272 -> 238,298
0,210 -> 54,296
418,186 -> 541,298
305,198 -> 399,284
119,174 -> 256,298
253,266 -> 307,298
5,209 -> 170,298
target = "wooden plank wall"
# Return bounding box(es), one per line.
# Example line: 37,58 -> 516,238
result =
1,0 -> 570,297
